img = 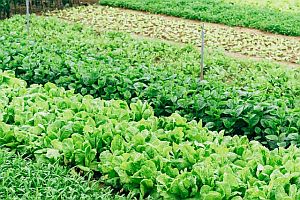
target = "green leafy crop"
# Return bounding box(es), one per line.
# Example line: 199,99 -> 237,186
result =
1,72 -> 300,199
0,16 -> 299,148
0,148 -> 128,200
99,0 -> 300,36
48,5 -> 300,64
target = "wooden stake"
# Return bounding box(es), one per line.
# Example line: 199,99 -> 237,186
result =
200,24 -> 205,81
26,0 -> 30,35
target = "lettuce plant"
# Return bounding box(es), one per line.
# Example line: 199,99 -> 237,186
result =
1,72 -> 300,199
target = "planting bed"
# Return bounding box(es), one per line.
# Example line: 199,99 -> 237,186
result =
49,5 -> 300,64
1,72 -> 300,199
99,0 -> 300,36
0,148 -> 126,199
1,16 -> 299,149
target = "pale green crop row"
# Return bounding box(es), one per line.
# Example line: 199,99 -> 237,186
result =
48,6 -> 300,64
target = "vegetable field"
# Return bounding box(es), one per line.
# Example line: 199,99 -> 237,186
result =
0,148 -> 124,199
48,6 -> 300,64
0,0 -> 300,199
1,72 -> 300,199
1,16 -> 299,148
99,0 -> 300,36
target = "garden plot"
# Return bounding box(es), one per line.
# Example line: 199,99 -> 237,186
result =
48,5 -> 300,65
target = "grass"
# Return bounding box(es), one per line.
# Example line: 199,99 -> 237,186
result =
99,0 -> 300,36
0,149 -> 128,200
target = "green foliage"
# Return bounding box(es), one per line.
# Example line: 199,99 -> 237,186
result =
0,148 -> 128,200
48,6 -> 300,64
99,0 -> 300,36
0,0 -> 80,18
0,16 -> 299,149
1,72 -> 300,199
223,0 -> 300,12
0,0 -> 10,18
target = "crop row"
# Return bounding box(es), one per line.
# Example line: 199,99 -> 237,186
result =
99,0 -> 300,36
1,16 -> 299,149
0,148 -> 123,199
48,5 -> 300,64
1,72 -> 300,199
223,0 -> 300,13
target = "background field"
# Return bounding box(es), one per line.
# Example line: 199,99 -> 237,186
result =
49,6 -> 300,65
224,0 -> 300,12
100,0 -> 300,36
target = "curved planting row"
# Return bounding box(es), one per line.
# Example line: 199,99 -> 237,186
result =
1,72 -> 300,199
48,6 -> 300,64
99,0 -> 300,36
0,16 -> 299,149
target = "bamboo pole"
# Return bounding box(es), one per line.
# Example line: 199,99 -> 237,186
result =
26,0 -> 30,35
200,24 -> 205,81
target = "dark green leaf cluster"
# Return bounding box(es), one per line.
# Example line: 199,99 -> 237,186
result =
0,0 -> 10,18
1,16 -> 299,149
99,0 -> 300,36
1,72 -> 300,199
